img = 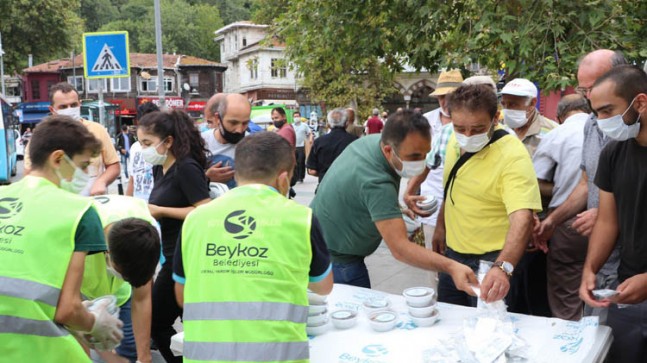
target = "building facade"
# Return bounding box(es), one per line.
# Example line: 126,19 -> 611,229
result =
215,21 -> 298,106
22,53 -> 227,126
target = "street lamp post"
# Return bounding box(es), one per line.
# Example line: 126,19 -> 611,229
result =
154,0 -> 165,108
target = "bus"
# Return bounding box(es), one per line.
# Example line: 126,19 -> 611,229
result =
0,95 -> 19,182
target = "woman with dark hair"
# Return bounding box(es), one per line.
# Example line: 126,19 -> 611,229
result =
137,110 -> 211,362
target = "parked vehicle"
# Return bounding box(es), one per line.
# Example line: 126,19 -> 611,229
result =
0,95 -> 19,181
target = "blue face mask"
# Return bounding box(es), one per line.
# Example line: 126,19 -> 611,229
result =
199,123 -> 209,133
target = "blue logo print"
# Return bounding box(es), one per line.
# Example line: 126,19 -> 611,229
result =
362,344 -> 388,357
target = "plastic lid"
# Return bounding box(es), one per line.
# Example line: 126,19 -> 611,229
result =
405,288 -> 430,297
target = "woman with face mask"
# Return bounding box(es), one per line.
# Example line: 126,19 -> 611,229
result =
137,110 -> 211,363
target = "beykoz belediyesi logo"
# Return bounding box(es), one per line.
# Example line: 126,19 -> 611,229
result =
224,210 -> 256,239
0,198 -> 23,219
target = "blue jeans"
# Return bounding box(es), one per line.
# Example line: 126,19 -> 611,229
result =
115,297 -> 136,362
438,248 -> 503,307
332,259 -> 371,288
121,154 -> 129,178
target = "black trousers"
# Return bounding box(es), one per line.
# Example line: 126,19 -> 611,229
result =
151,260 -> 183,363
295,147 -> 306,182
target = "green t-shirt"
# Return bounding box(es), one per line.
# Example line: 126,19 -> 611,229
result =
311,135 -> 402,263
74,206 -> 107,253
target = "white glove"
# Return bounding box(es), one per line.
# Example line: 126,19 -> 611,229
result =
87,299 -> 124,351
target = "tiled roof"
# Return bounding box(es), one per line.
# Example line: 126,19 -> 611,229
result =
24,53 -> 225,73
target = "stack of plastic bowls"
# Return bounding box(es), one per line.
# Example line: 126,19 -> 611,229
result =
403,287 -> 439,327
306,291 -> 330,336
416,195 -> 439,214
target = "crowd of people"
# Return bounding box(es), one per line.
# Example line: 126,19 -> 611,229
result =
1,46 -> 646,362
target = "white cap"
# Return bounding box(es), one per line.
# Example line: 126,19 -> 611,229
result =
501,78 -> 537,98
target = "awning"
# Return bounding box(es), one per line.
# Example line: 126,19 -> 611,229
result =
20,112 -> 49,124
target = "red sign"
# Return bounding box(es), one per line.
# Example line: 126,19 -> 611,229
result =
137,96 -> 185,109
187,101 -> 206,112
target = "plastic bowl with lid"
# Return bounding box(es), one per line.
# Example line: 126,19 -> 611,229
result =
362,298 -> 391,314
330,309 -> 358,329
368,310 -> 398,332
410,308 -> 439,327
403,287 -> 436,307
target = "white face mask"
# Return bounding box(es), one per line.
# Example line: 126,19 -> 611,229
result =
391,149 -> 426,178
55,154 -> 90,194
106,254 -> 125,280
141,140 -> 168,165
454,124 -> 493,153
440,108 -> 450,117
597,97 -> 641,141
56,107 -> 81,121
503,109 -> 528,129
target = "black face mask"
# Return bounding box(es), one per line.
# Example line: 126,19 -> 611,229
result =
273,120 -> 286,129
219,124 -> 245,144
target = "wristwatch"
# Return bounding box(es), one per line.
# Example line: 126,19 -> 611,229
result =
493,261 -> 514,277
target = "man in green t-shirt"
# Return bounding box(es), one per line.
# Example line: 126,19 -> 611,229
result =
311,110 -> 477,294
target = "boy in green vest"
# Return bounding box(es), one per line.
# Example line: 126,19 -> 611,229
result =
0,116 -> 123,362
174,132 -> 333,363
83,195 -> 161,363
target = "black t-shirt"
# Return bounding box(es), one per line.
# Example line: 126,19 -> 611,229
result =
594,139 -> 647,282
306,128 -> 358,182
149,157 -> 210,259
172,215 -> 331,283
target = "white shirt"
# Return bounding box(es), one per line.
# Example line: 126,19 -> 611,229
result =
419,108 -> 445,226
532,112 -> 588,208
293,122 -> 311,147
127,141 -> 154,201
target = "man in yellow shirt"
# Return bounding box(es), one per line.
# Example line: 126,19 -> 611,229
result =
409,84 -> 541,307
24,82 -> 120,196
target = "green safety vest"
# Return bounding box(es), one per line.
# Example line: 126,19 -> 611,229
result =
0,176 -> 93,362
182,184 -> 312,363
82,195 -> 157,306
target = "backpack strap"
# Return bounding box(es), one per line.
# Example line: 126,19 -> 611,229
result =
443,129 -> 509,204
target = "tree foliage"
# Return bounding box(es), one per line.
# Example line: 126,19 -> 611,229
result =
0,0 -> 84,74
260,0 -> 647,110
99,0 -> 223,61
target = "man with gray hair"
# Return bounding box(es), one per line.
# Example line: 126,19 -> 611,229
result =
202,93 -> 251,189
536,49 -> 627,320
204,93 -> 226,129
365,108 -> 384,134
306,108 -> 357,184
532,94 -> 591,320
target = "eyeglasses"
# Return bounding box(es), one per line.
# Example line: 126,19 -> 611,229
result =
575,86 -> 593,96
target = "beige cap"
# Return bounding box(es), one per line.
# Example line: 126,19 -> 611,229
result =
430,69 -> 464,96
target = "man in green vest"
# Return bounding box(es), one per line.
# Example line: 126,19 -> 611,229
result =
174,132 -> 333,363
0,116 -> 123,361
82,195 -> 161,363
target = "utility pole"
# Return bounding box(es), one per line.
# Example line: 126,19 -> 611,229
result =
154,0 -> 165,109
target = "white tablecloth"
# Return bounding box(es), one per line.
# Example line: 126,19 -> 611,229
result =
171,283 -> 612,362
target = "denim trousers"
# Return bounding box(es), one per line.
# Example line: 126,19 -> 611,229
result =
332,259 -> 371,288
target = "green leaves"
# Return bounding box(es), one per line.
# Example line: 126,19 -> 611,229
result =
256,0 -> 645,106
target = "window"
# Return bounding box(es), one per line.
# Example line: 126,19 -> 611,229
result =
140,78 -> 157,93
67,76 -> 84,92
110,77 -> 131,92
189,73 -> 199,87
163,77 -> 174,92
47,80 -> 57,95
87,78 -> 108,93
235,35 -> 238,50
139,77 -> 174,93
31,80 -> 40,99
242,37 -> 247,47
271,59 -> 287,78
250,59 -> 258,80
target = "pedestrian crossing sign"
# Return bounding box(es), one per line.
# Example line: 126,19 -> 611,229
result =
83,31 -> 130,79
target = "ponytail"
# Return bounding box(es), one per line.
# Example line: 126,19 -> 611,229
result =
139,110 -> 208,168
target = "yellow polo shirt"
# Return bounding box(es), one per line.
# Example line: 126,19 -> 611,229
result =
443,129 -> 541,254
